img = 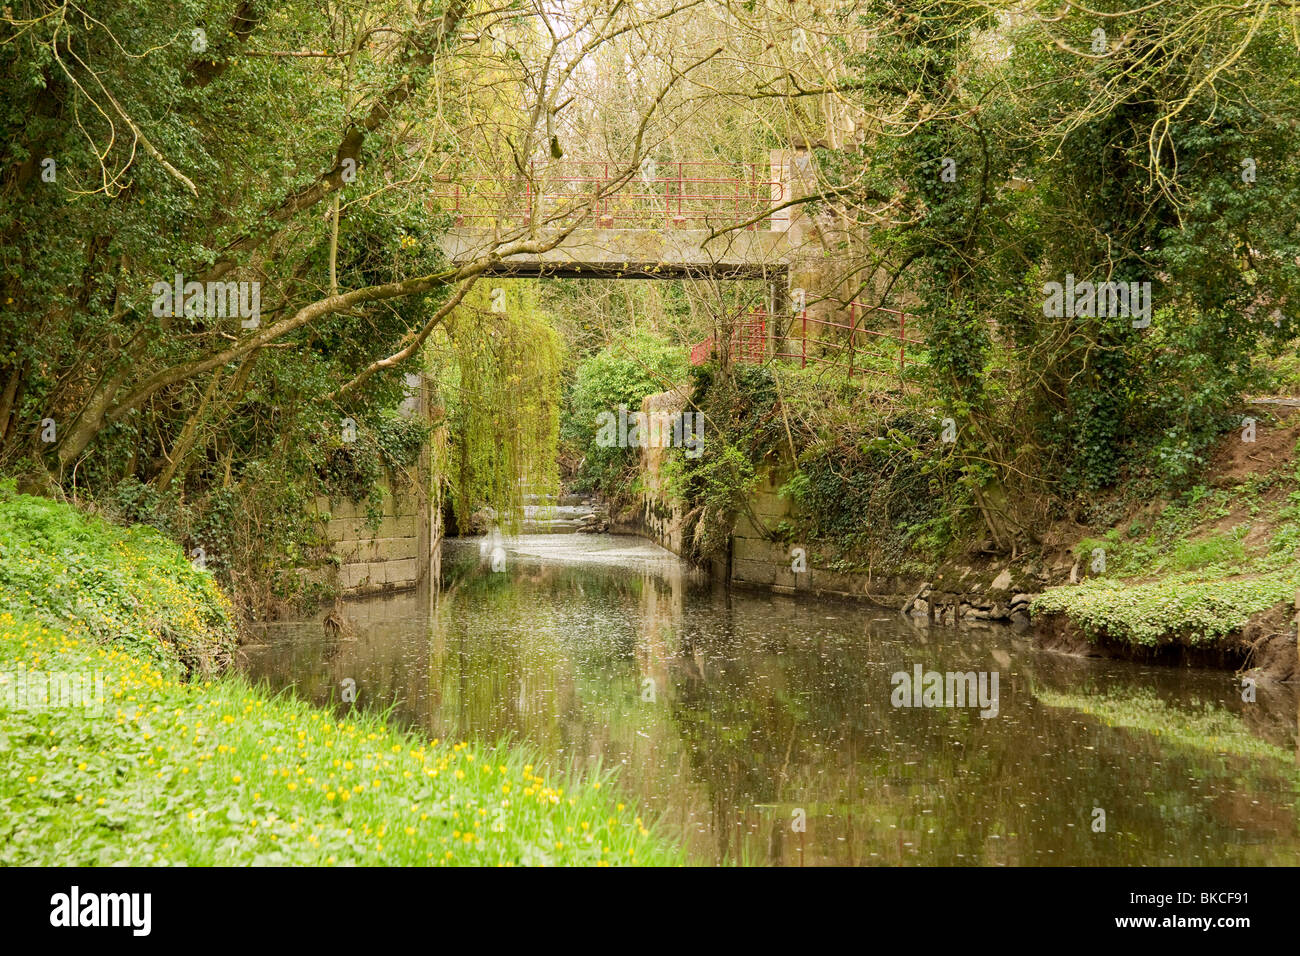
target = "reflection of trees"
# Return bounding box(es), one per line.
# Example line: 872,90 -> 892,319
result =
245,550 -> 1300,866
241,590 -> 434,731
660,600 -> 1300,865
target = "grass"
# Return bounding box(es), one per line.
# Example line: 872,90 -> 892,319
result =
1030,567 -> 1300,648
0,488 -> 237,676
0,490 -> 683,866
1036,436 -> 1300,648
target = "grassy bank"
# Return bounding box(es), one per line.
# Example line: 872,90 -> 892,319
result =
0,490 -> 682,866
1031,568 -> 1299,649
1030,420 -> 1300,654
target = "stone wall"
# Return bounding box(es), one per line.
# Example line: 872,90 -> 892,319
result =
638,387 -> 690,556
729,464 -> 927,605
313,479 -> 423,596
632,410 -> 927,606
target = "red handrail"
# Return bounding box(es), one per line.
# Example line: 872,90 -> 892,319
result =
688,305 -> 922,379
430,160 -> 787,229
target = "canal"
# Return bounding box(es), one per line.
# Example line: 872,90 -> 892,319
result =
239,533 -> 1300,865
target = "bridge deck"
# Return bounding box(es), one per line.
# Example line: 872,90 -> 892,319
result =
439,226 -> 790,280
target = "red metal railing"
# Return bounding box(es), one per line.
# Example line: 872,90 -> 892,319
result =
689,304 -> 923,377
431,160 -> 787,229
688,315 -> 768,367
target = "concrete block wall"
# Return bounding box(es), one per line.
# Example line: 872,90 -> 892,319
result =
729,464 -> 921,606
730,465 -> 799,590
634,387 -> 922,607
639,388 -> 690,556
313,479 -> 423,596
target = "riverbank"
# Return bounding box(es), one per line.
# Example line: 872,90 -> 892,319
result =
624,385 -> 1300,679
0,490 -> 681,866
1027,411 -> 1300,679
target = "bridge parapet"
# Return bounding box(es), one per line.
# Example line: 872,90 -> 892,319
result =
431,160 -> 790,232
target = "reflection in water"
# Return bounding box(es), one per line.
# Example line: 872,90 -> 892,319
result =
239,533 -> 1300,865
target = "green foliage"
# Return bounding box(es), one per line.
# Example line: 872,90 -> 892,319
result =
436,281 -> 564,531
563,332 -> 686,496
319,414 -> 429,505
681,359 -> 958,568
783,413 -> 949,568
1031,568 -> 1299,649
1164,533 -> 1248,573
0,490 -> 683,866
0,489 -> 235,675
679,441 -> 757,560
0,1 -> 461,611
836,0 -> 1300,534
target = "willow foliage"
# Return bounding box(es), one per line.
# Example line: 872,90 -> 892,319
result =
434,281 -> 564,534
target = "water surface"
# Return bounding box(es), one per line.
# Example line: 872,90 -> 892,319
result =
239,533 -> 1300,865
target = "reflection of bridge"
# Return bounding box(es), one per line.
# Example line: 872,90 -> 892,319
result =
435,157 -> 796,282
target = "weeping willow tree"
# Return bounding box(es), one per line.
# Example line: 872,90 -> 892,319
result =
430,281 -> 564,534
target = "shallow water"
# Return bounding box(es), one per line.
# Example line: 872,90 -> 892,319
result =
239,533 -> 1300,865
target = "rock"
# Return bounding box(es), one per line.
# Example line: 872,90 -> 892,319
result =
990,604 -> 1010,621
967,609 -> 990,620
1010,592 -> 1032,607
901,582 -> 931,617
1010,609 -> 1030,631
910,599 -> 929,618
990,568 -> 1013,591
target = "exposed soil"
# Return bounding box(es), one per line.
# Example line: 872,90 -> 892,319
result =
1205,407 -> 1300,487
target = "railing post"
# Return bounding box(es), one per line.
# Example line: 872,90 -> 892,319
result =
801,309 -> 807,369
664,164 -> 670,226
748,163 -> 755,229
677,162 -> 683,223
